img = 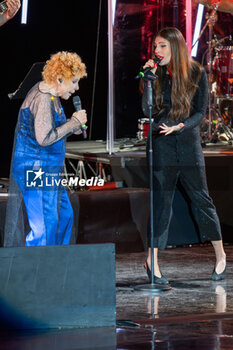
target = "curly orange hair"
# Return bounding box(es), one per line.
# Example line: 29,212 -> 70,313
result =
42,51 -> 87,84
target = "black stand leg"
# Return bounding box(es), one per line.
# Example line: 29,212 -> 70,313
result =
134,79 -> 171,293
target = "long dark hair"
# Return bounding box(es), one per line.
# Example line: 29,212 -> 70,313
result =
152,27 -> 202,121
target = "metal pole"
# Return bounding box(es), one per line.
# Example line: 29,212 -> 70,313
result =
134,81 -> 171,293
148,82 -> 155,285
160,0 -> 164,29
156,0 -> 160,32
173,0 -> 179,28
208,21 -> 213,139
107,0 -> 114,155
186,0 -> 192,54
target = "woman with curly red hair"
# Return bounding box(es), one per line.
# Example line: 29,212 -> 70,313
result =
4,51 -> 87,247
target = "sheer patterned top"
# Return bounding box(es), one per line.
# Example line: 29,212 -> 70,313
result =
20,82 -> 81,147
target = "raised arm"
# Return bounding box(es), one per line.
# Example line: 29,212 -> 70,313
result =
33,93 -> 86,147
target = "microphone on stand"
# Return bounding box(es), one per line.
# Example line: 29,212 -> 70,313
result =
135,55 -> 163,79
72,95 -> 87,139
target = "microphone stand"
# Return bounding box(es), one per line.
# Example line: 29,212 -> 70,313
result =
135,72 -> 171,293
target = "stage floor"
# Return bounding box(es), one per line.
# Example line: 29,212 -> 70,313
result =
66,139 -> 233,161
116,244 -> 232,320
1,244 -> 232,349
115,244 -> 233,349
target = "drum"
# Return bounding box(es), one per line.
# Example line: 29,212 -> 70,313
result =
217,96 -> 233,127
214,46 -> 233,95
137,118 -> 153,139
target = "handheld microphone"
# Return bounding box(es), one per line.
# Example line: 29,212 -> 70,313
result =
135,55 -> 163,79
0,1 -> 8,15
72,95 -> 87,139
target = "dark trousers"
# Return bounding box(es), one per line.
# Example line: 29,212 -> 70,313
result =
149,165 -> 222,249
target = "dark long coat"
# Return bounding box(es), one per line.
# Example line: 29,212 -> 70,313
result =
142,68 -> 222,249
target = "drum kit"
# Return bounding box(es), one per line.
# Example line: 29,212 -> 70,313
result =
137,0 -> 233,144
198,0 -> 233,144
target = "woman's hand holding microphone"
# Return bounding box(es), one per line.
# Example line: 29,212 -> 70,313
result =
143,59 -> 158,75
70,110 -> 87,135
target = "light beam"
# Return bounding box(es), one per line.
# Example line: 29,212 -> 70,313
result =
21,0 -> 28,24
191,4 -> 204,57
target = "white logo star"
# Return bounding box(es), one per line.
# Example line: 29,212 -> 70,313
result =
33,168 -> 44,181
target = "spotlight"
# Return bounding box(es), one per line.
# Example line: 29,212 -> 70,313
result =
21,0 -> 28,24
112,0 -> 117,25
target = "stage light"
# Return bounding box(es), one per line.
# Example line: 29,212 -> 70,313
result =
112,0 -> 117,25
191,4 -> 204,57
21,0 -> 28,24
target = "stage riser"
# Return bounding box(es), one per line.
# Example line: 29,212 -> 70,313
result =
1,152 -> 233,252
0,190 -> 149,253
0,244 -> 115,329
75,189 -> 148,252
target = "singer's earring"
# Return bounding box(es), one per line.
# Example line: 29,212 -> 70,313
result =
58,78 -> 63,83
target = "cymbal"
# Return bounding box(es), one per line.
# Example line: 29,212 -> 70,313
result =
196,0 -> 233,15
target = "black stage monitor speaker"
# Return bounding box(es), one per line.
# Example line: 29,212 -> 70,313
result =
0,244 -> 116,329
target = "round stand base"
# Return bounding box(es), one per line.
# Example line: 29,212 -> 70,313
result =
134,283 -> 172,293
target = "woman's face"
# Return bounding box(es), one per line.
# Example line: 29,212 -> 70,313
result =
57,74 -> 80,100
154,36 -> 171,66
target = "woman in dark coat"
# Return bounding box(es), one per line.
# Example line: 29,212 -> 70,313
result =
142,27 -> 226,283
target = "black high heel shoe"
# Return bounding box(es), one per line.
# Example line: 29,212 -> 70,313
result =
145,261 -> 169,285
212,266 -> 226,281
